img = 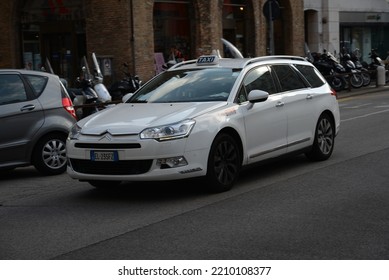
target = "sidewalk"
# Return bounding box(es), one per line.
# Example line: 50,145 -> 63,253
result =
336,83 -> 389,99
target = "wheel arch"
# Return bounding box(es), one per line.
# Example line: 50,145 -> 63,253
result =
320,109 -> 336,130
215,127 -> 244,164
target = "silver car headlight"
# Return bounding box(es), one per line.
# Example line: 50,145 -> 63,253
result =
68,124 -> 82,140
140,119 -> 195,141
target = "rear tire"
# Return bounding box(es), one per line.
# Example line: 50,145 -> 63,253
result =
329,76 -> 344,91
206,133 -> 241,192
306,113 -> 335,161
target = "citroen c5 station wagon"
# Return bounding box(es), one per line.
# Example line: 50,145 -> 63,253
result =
67,55 -> 340,192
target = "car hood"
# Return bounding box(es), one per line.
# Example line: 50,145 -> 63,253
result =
79,102 -> 227,135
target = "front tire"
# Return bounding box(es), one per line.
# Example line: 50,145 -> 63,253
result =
361,70 -> 371,86
306,113 -> 335,161
350,73 -> 364,88
206,133 -> 241,192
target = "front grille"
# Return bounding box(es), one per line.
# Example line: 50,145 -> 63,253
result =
69,159 -> 152,175
74,143 -> 141,149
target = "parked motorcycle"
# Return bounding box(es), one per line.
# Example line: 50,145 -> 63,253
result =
350,49 -> 371,86
362,49 -> 384,80
312,50 -> 348,91
339,52 -> 364,88
109,62 -> 141,101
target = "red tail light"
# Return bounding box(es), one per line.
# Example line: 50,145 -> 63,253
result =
330,88 -> 338,99
62,97 -> 77,119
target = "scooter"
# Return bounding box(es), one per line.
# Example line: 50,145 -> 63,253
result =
109,62 -> 141,101
72,65 -> 99,119
73,53 -> 111,119
72,54 -> 113,119
362,49 -> 385,81
340,52 -> 364,88
91,52 -> 112,103
350,49 -> 371,86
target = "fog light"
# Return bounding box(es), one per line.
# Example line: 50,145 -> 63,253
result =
157,156 -> 188,169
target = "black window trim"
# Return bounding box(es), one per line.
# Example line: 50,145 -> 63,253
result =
269,63 -> 308,93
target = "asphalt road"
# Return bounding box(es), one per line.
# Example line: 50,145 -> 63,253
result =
1,89 -> 389,260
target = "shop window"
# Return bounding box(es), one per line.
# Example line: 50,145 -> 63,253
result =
153,0 -> 192,64
223,0 -> 251,57
20,0 -> 85,85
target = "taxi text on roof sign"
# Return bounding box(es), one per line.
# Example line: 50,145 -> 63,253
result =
196,55 -> 219,65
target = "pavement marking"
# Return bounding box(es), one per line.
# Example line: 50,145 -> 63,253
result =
342,103 -> 373,109
341,108 -> 389,122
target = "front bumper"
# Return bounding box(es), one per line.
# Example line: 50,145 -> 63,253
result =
66,136 -> 209,181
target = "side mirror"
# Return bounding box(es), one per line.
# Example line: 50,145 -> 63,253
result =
248,90 -> 269,103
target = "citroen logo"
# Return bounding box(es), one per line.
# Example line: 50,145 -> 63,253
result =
99,131 -> 113,141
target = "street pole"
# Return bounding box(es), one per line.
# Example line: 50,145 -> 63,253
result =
269,0 -> 274,55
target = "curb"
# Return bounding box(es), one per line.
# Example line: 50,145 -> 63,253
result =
337,84 -> 389,99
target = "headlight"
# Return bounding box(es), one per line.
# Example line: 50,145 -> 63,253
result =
140,119 -> 195,141
68,124 -> 82,140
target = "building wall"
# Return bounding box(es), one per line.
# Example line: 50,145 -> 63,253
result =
0,1 -> 17,69
0,0 -> 305,82
305,0 -> 389,58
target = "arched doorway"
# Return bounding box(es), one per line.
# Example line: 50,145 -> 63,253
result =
153,0 -> 194,70
21,0 -> 86,84
222,0 -> 254,57
268,0 -> 303,55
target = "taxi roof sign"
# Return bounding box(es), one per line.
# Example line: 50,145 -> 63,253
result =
196,55 -> 219,65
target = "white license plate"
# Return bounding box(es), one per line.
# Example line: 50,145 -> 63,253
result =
90,150 -> 118,161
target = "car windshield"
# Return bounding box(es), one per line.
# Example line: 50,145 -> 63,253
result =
128,68 -> 240,103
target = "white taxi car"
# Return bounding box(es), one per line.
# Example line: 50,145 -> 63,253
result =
66,55 -> 340,192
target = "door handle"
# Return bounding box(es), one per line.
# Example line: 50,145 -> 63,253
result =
306,94 -> 313,100
275,101 -> 284,107
20,104 -> 35,111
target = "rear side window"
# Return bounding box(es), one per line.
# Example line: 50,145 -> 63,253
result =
0,74 -> 28,105
23,74 -> 48,96
294,64 -> 325,88
271,64 -> 306,92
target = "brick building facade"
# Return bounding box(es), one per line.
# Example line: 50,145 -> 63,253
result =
0,0 -> 304,84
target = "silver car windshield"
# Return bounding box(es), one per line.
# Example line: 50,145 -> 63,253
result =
128,68 -> 241,103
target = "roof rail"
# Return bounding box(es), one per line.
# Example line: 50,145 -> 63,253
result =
243,55 -> 307,67
170,59 -> 197,69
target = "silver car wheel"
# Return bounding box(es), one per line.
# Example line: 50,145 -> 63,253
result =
42,139 -> 67,169
317,117 -> 333,155
305,113 -> 335,161
33,133 -> 68,175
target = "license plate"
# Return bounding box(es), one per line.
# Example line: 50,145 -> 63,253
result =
90,150 -> 118,161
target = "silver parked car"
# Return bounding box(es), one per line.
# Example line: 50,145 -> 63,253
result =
0,69 -> 77,175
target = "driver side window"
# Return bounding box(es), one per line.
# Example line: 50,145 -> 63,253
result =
237,66 -> 277,103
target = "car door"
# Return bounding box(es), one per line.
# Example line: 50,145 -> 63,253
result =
237,65 -> 287,163
0,72 -> 44,166
270,64 -> 315,152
